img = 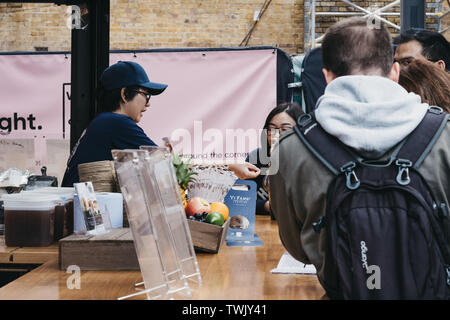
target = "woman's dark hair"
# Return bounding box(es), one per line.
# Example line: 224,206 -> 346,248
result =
263,102 -> 303,130
260,102 -> 303,157
96,85 -> 141,114
398,59 -> 450,112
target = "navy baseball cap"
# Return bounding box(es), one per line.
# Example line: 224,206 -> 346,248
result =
99,61 -> 168,95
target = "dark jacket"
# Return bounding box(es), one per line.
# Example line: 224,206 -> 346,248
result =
61,112 -> 156,187
269,75 -> 450,282
246,148 -> 270,215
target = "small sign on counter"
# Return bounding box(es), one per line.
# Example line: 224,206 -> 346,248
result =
224,179 -> 263,247
74,182 -> 111,235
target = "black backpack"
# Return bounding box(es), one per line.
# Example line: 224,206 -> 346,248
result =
294,107 -> 450,300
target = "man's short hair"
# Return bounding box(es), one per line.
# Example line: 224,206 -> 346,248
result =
393,29 -> 450,71
96,86 -> 140,114
322,17 -> 394,77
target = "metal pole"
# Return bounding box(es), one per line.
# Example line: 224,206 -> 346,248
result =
315,12 -> 439,17
315,12 -> 392,16
341,0 -> 401,30
303,0 -> 311,52
305,1 -> 410,48
375,0 -> 401,14
311,0 -> 316,49
70,0 -> 110,150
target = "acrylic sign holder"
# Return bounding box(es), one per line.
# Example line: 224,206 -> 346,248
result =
140,146 -> 202,285
113,150 -> 187,300
112,149 -> 200,300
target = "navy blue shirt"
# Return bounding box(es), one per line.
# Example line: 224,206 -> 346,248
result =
61,112 -> 157,187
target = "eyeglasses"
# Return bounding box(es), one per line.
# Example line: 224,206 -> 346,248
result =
131,90 -> 151,104
267,125 -> 293,135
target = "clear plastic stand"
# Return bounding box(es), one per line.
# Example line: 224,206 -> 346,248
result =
140,146 -> 202,286
102,204 -> 113,230
113,149 -> 200,300
73,182 -> 112,236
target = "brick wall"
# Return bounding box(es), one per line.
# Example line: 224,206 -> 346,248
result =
0,1 -> 447,54
0,3 -> 71,52
0,0 -> 304,54
111,0 -> 304,52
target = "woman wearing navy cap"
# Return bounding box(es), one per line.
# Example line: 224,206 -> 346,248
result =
61,61 -> 167,187
62,61 -> 261,187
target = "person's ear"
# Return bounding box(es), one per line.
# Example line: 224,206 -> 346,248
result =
322,68 -> 336,84
435,60 -> 446,71
120,88 -> 127,104
388,62 -> 400,83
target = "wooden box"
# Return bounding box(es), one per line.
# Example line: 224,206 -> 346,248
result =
59,228 -> 139,271
187,219 -> 230,253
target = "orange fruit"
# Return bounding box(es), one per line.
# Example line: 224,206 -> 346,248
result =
209,202 -> 229,221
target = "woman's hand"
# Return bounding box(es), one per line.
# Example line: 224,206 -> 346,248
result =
228,162 -> 261,180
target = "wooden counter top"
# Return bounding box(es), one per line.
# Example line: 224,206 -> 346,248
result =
0,236 -> 58,265
0,237 -> 17,263
0,216 -> 326,300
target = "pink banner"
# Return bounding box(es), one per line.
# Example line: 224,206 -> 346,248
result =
0,53 -> 71,139
0,49 -> 277,178
111,50 -> 277,161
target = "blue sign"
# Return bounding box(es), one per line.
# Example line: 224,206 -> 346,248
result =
224,179 -> 263,246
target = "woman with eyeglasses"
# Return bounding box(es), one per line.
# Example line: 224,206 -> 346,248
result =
245,102 -> 303,216
61,61 -> 167,187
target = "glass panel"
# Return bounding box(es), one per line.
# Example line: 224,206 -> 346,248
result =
141,146 -> 201,284
113,149 -> 192,299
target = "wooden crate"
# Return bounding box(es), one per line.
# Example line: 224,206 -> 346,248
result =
59,228 -> 139,271
187,219 -> 230,254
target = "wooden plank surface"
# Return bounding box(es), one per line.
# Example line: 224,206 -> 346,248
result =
59,228 -> 138,271
0,216 -> 326,300
59,228 -> 131,242
0,236 -> 56,264
0,237 -> 18,263
11,244 -> 58,264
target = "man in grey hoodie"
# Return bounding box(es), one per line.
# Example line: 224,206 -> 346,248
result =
269,17 -> 450,286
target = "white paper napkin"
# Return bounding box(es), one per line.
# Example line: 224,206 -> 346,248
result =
270,252 -> 317,274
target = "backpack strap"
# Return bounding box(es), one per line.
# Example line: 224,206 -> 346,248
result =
294,108 -> 449,188
397,107 -> 450,169
294,112 -> 362,189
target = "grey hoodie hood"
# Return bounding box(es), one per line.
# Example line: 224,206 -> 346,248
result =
315,75 -> 429,158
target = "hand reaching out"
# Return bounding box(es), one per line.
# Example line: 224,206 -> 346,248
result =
228,162 -> 261,180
